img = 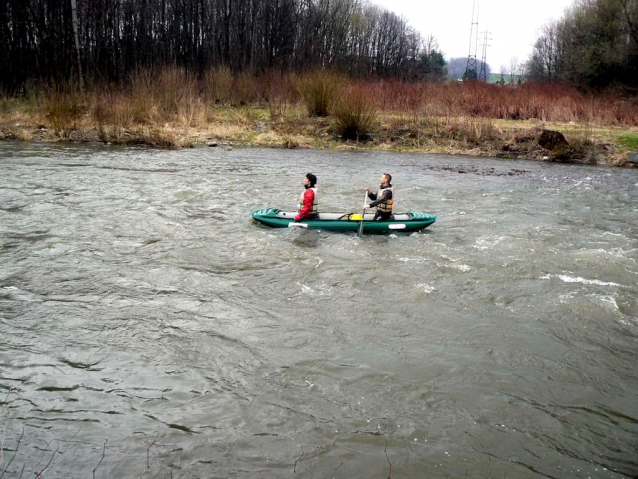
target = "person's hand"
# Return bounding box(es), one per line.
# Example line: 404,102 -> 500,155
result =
294,216 -> 301,222
363,204 -> 371,209
365,187 -> 370,192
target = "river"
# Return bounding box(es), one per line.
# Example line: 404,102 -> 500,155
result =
1,141 -> 637,478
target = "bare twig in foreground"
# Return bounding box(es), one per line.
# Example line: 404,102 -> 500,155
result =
293,446 -> 304,474
0,423 -> 6,470
384,439 -> 392,479
147,438 -> 157,469
139,438 -> 157,479
93,439 -> 107,479
34,442 -> 60,478
1,427 -> 23,479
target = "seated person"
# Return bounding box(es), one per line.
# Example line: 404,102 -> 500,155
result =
295,173 -> 319,221
364,173 -> 393,221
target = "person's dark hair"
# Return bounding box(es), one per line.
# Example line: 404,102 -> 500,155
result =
382,172 -> 392,183
306,173 -> 317,186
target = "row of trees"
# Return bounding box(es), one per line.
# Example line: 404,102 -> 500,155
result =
0,0 -> 447,94
526,0 -> 638,88
446,58 -> 491,81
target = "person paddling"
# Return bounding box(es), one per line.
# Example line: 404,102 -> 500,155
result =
294,173 -> 319,221
364,173 -> 394,221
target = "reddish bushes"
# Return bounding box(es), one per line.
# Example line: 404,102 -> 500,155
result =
10,69 -> 638,153
351,80 -> 638,126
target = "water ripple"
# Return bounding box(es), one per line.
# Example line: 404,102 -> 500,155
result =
1,142 -> 637,478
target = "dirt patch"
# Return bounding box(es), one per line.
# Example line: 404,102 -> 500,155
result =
537,129 -> 569,151
495,126 -> 625,166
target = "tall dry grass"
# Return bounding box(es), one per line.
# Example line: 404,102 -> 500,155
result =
202,66 -> 234,105
44,88 -> 85,136
354,80 -> 638,126
29,71 -> 638,130
94,91 -> 133,142
5,69 -> 637,152
332,84 -> 377,140
492,83 -> 632,124
256,72 -> 299,121
298,70 -> 342,117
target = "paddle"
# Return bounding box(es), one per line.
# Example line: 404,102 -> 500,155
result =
288,222 -> 308,228
357,191 -> 368,237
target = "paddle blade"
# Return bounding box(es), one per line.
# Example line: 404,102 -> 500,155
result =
288,222 -> 308,229
357,191 -> 368,237
357,219 -> 364,237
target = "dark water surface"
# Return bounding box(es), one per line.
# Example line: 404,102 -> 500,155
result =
1,142 -> 637,478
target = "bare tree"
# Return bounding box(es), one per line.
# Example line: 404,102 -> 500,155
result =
2,0 -> 451,92
70,0 -> 84,92
509,56 -> 518,84
527,0 -> 637,87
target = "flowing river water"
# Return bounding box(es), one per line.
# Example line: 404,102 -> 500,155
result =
0,141 -> 637,478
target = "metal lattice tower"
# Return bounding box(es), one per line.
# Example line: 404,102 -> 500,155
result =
464,0 -> 479,81
478,30 -> 490,82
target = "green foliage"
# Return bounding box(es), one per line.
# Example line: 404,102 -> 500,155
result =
332,86 -> 377,141
418,50 -> 446,81
528,0 -> 638,88
617,134 -> 638,149
298,71 -> 341,117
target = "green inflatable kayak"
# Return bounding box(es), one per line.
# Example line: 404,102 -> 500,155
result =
251,208 -> 436,234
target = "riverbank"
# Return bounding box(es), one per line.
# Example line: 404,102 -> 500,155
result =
1,73 -> 637,166
2,108 -> 636,167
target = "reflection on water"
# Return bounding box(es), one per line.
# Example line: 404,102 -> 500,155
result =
290,228 -> 323,248
0,142 -> 637,478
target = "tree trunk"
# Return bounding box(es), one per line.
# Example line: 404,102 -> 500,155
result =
70,0 -> 84,92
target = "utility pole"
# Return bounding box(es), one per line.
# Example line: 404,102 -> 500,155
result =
463,0 -> 479,81
478,30 -> 491,82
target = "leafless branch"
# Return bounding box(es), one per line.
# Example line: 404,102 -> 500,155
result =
293,446 -> 304,474
38,426 -> 84,476
34,442 -> 60,478
0,427 -> 23,479
0,423 -> 6,469
93,439 -> 107,479
139,438 -> 157,479
384,439 -> 392,479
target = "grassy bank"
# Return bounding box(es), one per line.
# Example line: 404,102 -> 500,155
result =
1,68 -> 637,166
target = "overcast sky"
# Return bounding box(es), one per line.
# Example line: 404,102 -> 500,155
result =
370,0 -> 576,71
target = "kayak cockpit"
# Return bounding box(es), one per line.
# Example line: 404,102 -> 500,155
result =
267,210 -> 415,222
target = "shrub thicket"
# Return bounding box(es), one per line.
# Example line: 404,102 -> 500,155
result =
332,85 -> 377,141
298,71 -> 341,117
